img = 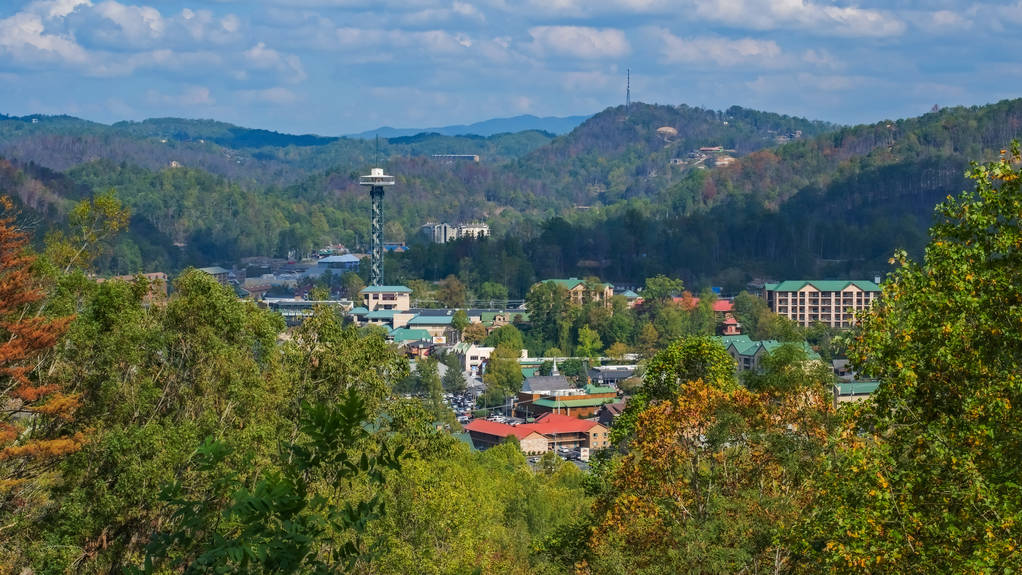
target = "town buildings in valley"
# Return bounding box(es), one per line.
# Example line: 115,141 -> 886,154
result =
515,375 -> 618,419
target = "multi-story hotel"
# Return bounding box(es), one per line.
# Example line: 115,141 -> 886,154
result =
764,280 -> 881,328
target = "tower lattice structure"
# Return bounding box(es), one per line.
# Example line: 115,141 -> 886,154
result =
359,167 -> 395,286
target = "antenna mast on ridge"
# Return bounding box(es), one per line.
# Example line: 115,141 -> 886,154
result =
626,68 -> 631,109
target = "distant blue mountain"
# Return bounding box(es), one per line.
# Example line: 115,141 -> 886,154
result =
348,114 -> 591,139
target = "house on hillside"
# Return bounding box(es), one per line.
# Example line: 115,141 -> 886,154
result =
715,335 -> 821,372
539,277 -> 614,307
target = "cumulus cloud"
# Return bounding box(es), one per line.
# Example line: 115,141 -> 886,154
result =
0,11 -> 89,64
244,42 -> 306,83
92,0 -> 165,42
691,0 -> 906,37
528,26 -> 629,59
28,0 -> 92,19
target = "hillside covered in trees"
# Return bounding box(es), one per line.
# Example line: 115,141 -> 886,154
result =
3,99 -> 1022,289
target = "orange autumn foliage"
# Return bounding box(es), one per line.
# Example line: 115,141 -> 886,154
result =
0,196 -> 77,471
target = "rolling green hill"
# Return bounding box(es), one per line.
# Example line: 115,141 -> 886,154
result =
3,99 -> 1022,290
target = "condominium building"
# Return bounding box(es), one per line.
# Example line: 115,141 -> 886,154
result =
764,280 -> 880,328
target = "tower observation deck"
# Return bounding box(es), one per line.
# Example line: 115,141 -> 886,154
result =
359,167 -> 395,286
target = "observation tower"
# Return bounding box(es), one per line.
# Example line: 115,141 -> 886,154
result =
358,166 -> 395,286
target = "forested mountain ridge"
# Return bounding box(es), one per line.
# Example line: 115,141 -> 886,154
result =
347,113 -> 591,138
0,114 -> 556,188
509,104 -> 833,205
4,99 -> 1022,288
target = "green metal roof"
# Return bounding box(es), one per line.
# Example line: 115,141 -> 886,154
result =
542,278 -> 614,290
452,431 -> 476,449
407,315 -> 454,325
584,384 -> 616,395
835,381 -> 880,396
349,306 -> 370,315
359,285 -> 413,294
717,336 -> 821,361
366,309 -> 397,319
715,335 -> 752,348
389,328 -> 431,342
533,397 -> 617,408
521,368 -> 539,379
764,280 -> 880,293
621,289 -> 640,298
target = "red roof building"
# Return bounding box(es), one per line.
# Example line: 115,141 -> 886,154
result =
463,413 -> 610,454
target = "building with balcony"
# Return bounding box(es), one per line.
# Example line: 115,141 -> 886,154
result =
764,280 -> 881,328
359,285 -> 412,311
538,277 -> 614,307
463,413 -> 610,455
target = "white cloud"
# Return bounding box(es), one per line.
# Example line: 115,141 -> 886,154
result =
908,9 -> 972,32
0,11 -> 89,64
655,28 -> 781,67
28,0 -> 92,19
244,41 -> 306,83
802,48 -> 841,69
332,27 -> 471,55
691,0 -> 905,37
93,1 -> 165,41
528,26 -> 629,59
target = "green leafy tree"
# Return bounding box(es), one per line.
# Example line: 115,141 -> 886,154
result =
792,145 -> 1022,573
340,272 -> 365,299
477,281 -> 509,308
484,324 -> 524,350
576,325 -> 603,361
138,390 -> 406,574
44,189 -> 130,273
416,356 -> 443,412
612,336 -> 737,445
451,309 -> 469,334
308,285 -> 330,301
442,363 -> 467,393
641,274 -> 684,303
637,322 -> 659,357
461,322 -> 487,344
437,275 -> 467,308
483,343 -> 524,395
605,342 -> 630,361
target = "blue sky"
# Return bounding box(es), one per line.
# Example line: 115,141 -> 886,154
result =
1,0 -> 1019,134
